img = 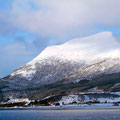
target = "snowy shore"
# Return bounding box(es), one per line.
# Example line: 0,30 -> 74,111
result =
1,104 -> 120,110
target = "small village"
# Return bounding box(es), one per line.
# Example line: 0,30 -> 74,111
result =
0,94 -> 120,108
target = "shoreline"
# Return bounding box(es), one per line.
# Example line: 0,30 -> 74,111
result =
1,104 -> 120,110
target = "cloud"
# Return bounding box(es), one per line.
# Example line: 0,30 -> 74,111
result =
1,0 -> 120,42
1,37 -> 37,56
8,0 -> 92,37
2,0 -> 119,37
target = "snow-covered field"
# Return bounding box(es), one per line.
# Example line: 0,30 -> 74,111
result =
58,93 -> 120,105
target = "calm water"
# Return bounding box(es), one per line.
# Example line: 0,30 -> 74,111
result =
0,109 -> 120,120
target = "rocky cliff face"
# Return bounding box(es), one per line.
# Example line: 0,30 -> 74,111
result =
1,32 -> 120,103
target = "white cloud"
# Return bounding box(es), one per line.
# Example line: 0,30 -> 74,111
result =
5,0 -> 120,38
0,39 -> 36,56
1,0 -> 120,42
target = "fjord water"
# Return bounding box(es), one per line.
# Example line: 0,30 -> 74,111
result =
0,109 -> 120,120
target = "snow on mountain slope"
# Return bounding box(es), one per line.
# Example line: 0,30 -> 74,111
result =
10,32 -> 120,84
33,31 -> 120,61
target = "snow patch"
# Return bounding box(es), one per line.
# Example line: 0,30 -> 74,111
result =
8,97 -> 30,104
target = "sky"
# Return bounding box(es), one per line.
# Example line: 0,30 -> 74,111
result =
1,0 -> 120,78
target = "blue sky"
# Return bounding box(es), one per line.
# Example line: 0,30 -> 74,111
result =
0,0 -> 120,78
0,0 -> 12,10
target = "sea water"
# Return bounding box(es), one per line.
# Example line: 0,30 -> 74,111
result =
0,109 -> 120,120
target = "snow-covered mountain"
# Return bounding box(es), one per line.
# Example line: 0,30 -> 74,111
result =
34,31 -> 120,60
1,31 -> 120,103
10,32 -> 120,84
